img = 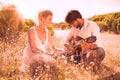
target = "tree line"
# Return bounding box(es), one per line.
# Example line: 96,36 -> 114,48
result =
88,12 -> 120,34
0,3 -> 120,43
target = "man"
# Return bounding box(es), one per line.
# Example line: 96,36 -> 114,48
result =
62,10 -> 105,67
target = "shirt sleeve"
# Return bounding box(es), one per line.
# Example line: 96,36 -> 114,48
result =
61,28 -> 75,45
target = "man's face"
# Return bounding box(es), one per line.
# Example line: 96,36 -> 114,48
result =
70,19 -> 82,29
76,20 -> 81,29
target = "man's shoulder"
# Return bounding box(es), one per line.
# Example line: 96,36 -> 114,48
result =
88,20 -> 98,27
88,20 -> 100,30
83,18 -> 96,27
84,18 -> 96,24
88,20 -> 96,24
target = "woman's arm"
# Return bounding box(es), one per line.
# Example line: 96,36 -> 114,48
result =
47,30 -> 63,56
47,30 -> 56,51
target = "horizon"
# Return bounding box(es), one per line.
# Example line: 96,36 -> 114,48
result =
1,0 -> 120,23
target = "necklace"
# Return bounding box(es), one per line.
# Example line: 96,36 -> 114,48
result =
36,26 -> 46,33
36,26 -> 41,30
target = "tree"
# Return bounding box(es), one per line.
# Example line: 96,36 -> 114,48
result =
23,19 -> 35,32
0,4 -> 21,42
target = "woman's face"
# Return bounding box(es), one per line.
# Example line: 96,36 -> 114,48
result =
42,15 -> 52,26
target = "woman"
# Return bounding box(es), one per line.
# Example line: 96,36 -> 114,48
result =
20,10 -> 62,72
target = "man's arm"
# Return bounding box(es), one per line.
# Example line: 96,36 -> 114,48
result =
62,30 -> 73,46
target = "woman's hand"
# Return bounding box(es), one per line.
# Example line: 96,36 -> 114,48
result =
53,48 -> 64,58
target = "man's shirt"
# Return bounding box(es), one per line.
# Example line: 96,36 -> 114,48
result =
62,19 -> 103,47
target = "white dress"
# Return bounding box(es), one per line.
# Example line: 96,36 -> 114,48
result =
20,27 -> 55,72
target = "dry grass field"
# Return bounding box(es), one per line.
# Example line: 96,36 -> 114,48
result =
0,30 -> 120,80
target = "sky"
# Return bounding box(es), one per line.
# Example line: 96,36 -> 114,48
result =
1,0 -> 120,23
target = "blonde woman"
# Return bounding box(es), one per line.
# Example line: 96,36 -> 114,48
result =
20,10 -> 62,72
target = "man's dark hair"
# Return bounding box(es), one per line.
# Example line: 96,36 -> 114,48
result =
65,10 -> 82,24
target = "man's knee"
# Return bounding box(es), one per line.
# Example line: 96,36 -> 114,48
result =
96,47 -> 105,62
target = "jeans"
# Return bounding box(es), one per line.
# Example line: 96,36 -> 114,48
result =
95,47 -> 105,63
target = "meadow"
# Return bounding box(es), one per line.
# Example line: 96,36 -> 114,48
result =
0,30 -> 120,80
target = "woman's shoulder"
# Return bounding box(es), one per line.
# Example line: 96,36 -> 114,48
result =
27,26 -> 36,33
29,26 -> 37,30
30,26 -> 36,30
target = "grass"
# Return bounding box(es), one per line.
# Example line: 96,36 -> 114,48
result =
0,32 -> 120,80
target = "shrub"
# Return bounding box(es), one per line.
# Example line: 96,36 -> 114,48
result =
0,5 -> 22,42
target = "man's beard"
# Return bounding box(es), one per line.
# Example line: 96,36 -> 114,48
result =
76,22 -> 82,30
